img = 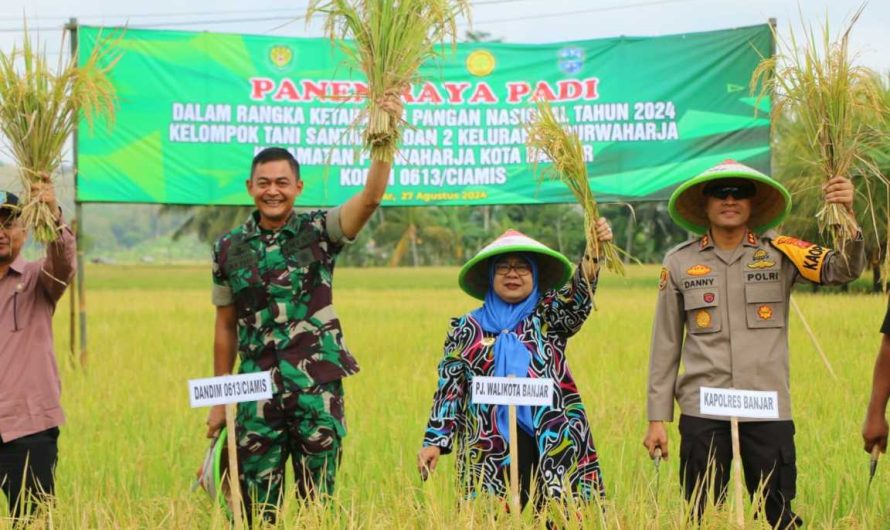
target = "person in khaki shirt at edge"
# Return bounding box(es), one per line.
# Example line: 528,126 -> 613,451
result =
641,160 -> 865,528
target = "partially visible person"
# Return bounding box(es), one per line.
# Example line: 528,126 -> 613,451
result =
0,178 -> 76,523
862,299 -> 890,455
418,219 -> 612,515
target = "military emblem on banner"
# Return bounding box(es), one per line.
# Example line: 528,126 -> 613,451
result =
466,50 -> 496,77
269,45 -> 294,70
557,47 -> 584,75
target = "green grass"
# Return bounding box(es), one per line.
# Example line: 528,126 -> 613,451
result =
3,264 -> 888,528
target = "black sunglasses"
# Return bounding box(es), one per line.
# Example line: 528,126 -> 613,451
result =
703,182 -> 756,200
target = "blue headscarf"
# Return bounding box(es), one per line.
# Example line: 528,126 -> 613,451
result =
470,253 -> 539,443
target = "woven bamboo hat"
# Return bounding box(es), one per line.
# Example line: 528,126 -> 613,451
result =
668,160 -> 791,235
459,229 -> 572,300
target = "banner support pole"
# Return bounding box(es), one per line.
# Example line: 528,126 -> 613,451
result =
65,17 -> 88,368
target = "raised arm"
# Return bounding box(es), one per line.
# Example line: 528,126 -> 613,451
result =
339,94 -> 404,239
32,177 -> 76,302
539,217 -> 612,335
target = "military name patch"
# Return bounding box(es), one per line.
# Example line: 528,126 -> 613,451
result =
225,244 -> 258,271
687,264 -> 712,276
772,235 -> 830,283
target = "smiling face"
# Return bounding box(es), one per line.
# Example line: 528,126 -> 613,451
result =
704,179 -> 752,231
246,159 -> 303,230
491,253 -> 535,304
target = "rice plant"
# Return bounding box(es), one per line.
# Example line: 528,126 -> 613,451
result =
306,0 -> 470,163
0,24 -> 119,242
526,100 -> 625,284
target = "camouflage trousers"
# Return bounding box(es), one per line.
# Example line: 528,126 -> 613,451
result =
236,379 -> 345,521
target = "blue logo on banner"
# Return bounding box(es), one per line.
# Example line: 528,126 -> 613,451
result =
558,47 -> 585,75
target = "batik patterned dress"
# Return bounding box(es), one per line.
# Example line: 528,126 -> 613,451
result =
422,264 -> 605,501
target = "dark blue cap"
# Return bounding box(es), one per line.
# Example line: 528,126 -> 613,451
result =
0,191 -> 21,217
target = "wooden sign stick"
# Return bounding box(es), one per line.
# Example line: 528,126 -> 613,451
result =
225,403 -> 244,530
730,416 -> 744,527
508,402 -> 521,515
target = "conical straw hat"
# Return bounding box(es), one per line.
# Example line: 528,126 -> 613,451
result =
459,229 -> 572,300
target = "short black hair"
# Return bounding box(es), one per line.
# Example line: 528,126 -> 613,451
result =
251,147 -> 300,181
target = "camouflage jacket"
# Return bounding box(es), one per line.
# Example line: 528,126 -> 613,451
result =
211,208 -> 359,390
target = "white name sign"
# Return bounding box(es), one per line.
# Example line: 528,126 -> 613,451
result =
189,372 -> 273,408
472,376 -> 554,407
700,387 -> 779,419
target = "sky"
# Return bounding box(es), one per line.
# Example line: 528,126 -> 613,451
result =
0,0 -> 888,74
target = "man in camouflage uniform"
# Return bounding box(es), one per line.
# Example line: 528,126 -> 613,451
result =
642,161 -> 864,528
206,96 -> 401,521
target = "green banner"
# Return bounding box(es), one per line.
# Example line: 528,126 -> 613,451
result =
77,25 -> 772,206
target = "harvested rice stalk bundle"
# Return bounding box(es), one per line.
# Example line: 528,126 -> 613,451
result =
0,25 -> 119,242
751,4 -> 888,256
306,0 -> 470,163
526,100 -> 624,284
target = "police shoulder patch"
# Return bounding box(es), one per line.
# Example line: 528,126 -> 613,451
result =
658,267 -> 669,290
770,235 -> 831,283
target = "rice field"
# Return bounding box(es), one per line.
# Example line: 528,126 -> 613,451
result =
2,263 -> 888,529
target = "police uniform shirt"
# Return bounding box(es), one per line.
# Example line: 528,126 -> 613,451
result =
647,229 -> 865,422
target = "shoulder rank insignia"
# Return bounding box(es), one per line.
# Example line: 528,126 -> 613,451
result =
700,234 -> 710,249
771,235 -> 830,283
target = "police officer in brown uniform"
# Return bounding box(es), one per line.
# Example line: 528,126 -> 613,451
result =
642,160 -> 865,528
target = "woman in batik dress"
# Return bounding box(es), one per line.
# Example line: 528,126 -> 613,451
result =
417,220 -> 612,511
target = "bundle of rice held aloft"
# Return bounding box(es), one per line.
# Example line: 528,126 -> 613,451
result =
526,100 -> 624,283
0,26 -> 119,243
751,5 -> 888,255
307,0 -> 470,163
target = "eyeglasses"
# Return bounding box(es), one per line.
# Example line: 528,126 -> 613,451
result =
703,182 -> 756,200
494,261 -> 532,276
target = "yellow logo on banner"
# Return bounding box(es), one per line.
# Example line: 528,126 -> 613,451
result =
269,45 -> 294,70
466,50 -> 496,77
